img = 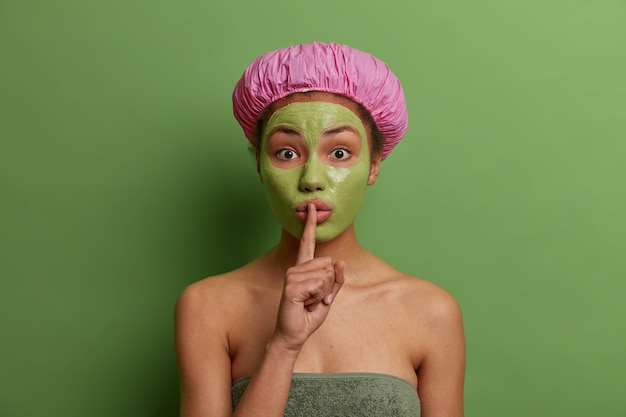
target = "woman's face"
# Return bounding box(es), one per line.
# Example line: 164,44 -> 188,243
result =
259,94 -> 380,241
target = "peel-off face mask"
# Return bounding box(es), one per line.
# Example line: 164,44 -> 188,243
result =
260,101 -> 372,242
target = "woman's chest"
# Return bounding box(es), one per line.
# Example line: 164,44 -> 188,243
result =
228,295 -> 424,386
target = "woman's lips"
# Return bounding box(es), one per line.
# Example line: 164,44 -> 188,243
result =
295,199 -> 333,223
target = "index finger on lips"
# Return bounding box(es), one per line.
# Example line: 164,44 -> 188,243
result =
296,203 -> 316,265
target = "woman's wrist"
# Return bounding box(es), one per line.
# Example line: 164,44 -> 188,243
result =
266,333 -> 303,360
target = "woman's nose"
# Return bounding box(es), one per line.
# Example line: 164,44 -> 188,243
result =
298,158 -> 327,192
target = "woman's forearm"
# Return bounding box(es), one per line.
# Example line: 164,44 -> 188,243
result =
232,338 -> 300,417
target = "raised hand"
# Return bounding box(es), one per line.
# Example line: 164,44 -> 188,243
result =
273,203 -> 345,351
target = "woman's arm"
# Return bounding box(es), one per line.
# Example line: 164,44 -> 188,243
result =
416,289 -> 466,417
175,283 -> 235,417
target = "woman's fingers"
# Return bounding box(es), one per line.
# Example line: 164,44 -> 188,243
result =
290,261 -> 344,308
325,260 -> 345,305
296,203 -> 316,265
287,257 -> 333,274
286,267 -> 334,304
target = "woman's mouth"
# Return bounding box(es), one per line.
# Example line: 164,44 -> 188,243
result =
295,199 -> 333,223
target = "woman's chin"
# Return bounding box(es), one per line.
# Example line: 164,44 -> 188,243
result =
313,223 -> 350,243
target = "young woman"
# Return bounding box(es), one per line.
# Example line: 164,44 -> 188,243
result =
175,42 -> 465,417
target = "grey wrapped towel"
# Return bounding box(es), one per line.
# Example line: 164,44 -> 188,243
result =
232,372 -> 420,416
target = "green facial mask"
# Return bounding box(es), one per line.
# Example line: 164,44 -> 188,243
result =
260,101 -> 372,242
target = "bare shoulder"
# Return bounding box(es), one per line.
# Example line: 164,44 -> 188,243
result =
396,272 -> 462,324
175,263 -> 270,326
176,272 -> 233,323
175,269 -> 244,354
177,269 -> 245,309
363,257 -> 462,324
175,255 -> 283,344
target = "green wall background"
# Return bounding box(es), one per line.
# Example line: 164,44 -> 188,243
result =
1,1 -> 625,416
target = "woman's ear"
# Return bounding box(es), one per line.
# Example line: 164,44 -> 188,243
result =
367,156 -> 381,185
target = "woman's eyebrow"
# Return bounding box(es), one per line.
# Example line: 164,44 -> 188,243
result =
271,126 -> 303,136
322,125 -> 357,136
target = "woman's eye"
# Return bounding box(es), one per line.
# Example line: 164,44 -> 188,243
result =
277,149 -> 298,160
330,148 -> 350,160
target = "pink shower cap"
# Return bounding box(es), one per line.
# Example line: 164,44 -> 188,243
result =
232,42 -> 408,160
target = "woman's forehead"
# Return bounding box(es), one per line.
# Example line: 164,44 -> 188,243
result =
270,91 -> 362,114
264,92 -> 372,140
266,102 -> 362,131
